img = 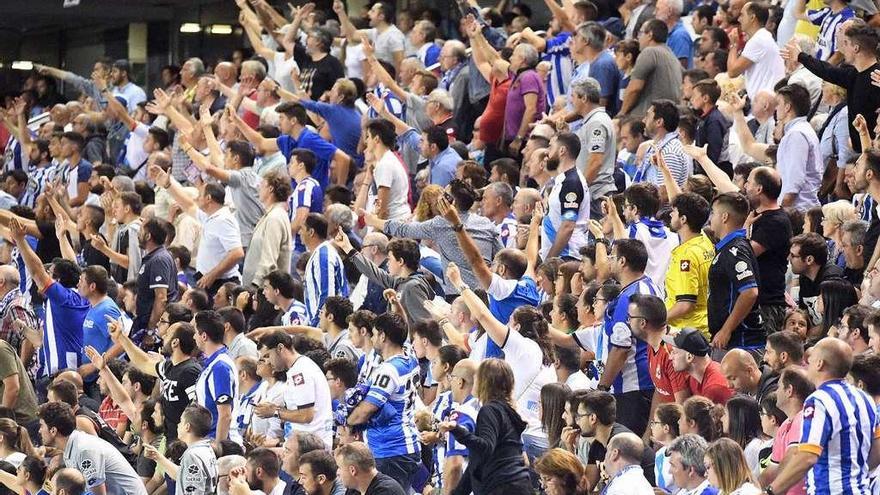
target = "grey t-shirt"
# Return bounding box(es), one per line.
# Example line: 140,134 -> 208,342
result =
628,45 -> 683,118
176,439 -> 218,495
64,431 -> 147,495
576,107 -> 617,199
368,26 -> 407,66
227,168 -> 267,249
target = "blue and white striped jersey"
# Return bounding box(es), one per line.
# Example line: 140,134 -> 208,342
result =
496,212 -> 519,249
363,353 -> 421,459
195,347 -> 239,438
3,135 -> 26,173
367,85 -> 405,122
304,241 -> 349,327
289,176 -> 324,253
540,167 -> 591,260
357,348 -> 383,386
542,32 -> 574,108
21,163 -> 58,209
604,276 -> 659,394
800,378 -> 879,495
430,391 -> 455,489
808,7 -> 855,61
446,395 -> 479,459
281,299 -> 308,327
38,282 -> 89,378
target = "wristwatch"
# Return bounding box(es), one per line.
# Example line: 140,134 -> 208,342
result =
273,407 -> 281,419
597,384 -> 611,392
451,223 -> 464,232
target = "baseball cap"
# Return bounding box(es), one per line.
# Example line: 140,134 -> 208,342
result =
662,328 -> 710,357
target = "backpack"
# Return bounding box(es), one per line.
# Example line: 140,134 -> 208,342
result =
77,407 -> 139,466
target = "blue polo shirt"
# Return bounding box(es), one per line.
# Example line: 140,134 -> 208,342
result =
277,130 -> 338,189
81,297 -> 123,382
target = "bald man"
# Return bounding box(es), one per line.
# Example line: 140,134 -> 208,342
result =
56,370 -> 102,413
214,62 -> 238,89
720,348 -> 778,404
603,432 -> 654,495
443,359 -> 479,493
52,467 -> 86,495
767,337 -> 880,495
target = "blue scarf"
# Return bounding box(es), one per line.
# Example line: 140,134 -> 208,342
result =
628,216 -> 668,239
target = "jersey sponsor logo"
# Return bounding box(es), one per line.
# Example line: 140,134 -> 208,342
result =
730,247 -> 738,257
736,271 -> 753,280
591,144 -> 601,152
292,373 -> 304,386
80,459 -> 98,479
680,260 -> 691,272
593,129 -> 602,136
155,276 -> 162,282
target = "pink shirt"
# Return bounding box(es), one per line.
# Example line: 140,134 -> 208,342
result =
772,411 -> 806,495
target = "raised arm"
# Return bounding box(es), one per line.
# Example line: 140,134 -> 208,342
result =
7,218 -> 51,289
682,144 -> 740,194
228,106 -> 279,154
654,151 -> 683,202
153,163 -> 198,217
447,263 -> 509,347
525,201 -> 544,280
464,16 -> 496,82
242,17 -> 277,60
365,92 -> 411,135
333,0 -> 362,43
95,74 -> 136,129
85,346 -> 139,419
437,197 -> 494,289
362,37 -> 410,102
107,316 -> 162,377
855,114 -> 873,152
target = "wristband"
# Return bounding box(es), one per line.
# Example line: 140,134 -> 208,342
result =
451,223 -> 463,232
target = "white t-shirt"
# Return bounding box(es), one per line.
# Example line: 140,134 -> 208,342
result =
368,26 -> 406,66
345,43 -> 366,80
283,355 -> 333,448
250,381 -> 287,440
369,150 -> 411,221
606,466 -> 654,495
741,28 -> 786,100
272,52 -> 300,93
499,329 -> 555,437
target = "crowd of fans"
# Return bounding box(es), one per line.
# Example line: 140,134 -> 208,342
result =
3,0 -> 880,494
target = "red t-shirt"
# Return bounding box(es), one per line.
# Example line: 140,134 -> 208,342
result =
479,75 -> 512,146
242,90 -> 260,129
689,360 -> 735,404
648,342 -> 689,402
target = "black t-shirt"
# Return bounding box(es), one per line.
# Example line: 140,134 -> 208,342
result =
35,220 -> 61,262
81,235 -> 111,271
844,267 -> 865,287
365,472 -> 406,495
156,358 -> 202,442
586,423 -> 656,485
798,263 -> 844,326
135,246 -> 178,321
294,44 -> 345,101
708,230 -> 764,347
750,209 -> 792,306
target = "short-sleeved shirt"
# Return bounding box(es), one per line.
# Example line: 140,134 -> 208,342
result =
628,45 -> 683,118
227,168 -> 266,249
798,263 -> 844,326
39,281 -> 90,378
750,209 -> 792,306
667,21 -> 694,68
540,167 -> 591,260
740,28 -> 786,100
648,342 -> 689,403
808,6 -> 855,60
576,107 -> 617,199
0,339 -> 37,424
504,69 -> 546,141
195,207 -> 242,279
176,439 -> 217,495
799,379 -> 878,495
195,347 -> 238,438
81,297 -> 122,377
277,130 -> 338,189
370,150 -> 411,221
368,26 -> 406,66
363,353 -> 421,459
61,158 -> 93,200
708,229 -> 764,349
156,358 -> 201,442
666,233 -> 714,337
64,430 -> 147,495
112,219 -> 142,283
688,360 -> 734,404
589,51 -> 622,116
283,354 -> 334,448
135,246 -> 178,325
290,176 -> 324,253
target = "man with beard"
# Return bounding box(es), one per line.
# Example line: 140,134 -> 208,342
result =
242,448 -> 286,495
540,132 -> 591,260
743,167 -> 792,334
108,319 -> 201,442
851,150 -> 880,271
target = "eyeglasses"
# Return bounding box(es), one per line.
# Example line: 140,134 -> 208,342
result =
575,411 -> 594,419
788,252 -> 802,259
627,314 -> 646,322
158,319 -> 170,325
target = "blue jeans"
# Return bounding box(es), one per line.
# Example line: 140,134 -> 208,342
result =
375,452 -> 421,493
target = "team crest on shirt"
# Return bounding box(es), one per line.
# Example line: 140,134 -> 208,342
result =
804,406 -> 815,418
564,192 -> 578,209
80,459 -> 97,478
680,260 -> 691,272
292,373 -> 304,385
188,465 -> 200,475
735,261 -> 747,273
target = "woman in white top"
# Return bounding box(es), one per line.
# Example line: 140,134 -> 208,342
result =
705,438 -> 762,495
0,418 -> 35,468
247,351 -> 288,446
722,395 -> 768,480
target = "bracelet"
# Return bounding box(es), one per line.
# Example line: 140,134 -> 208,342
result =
438,318 -> 450,327
451,223 -> 463,232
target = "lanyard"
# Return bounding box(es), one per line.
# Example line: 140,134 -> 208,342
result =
601,465 -> 642,495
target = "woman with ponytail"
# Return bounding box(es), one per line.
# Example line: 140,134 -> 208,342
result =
680,396 -> 724,442
0,455 -> 46,495
0,419 -> 36,468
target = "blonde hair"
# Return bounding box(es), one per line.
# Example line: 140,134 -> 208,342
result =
414,185 -> 444,222
705,438 -> 756,495
475,359 -> 515,405
821,200 -> 856,229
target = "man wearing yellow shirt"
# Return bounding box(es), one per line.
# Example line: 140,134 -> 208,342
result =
666,193 -> 714,338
